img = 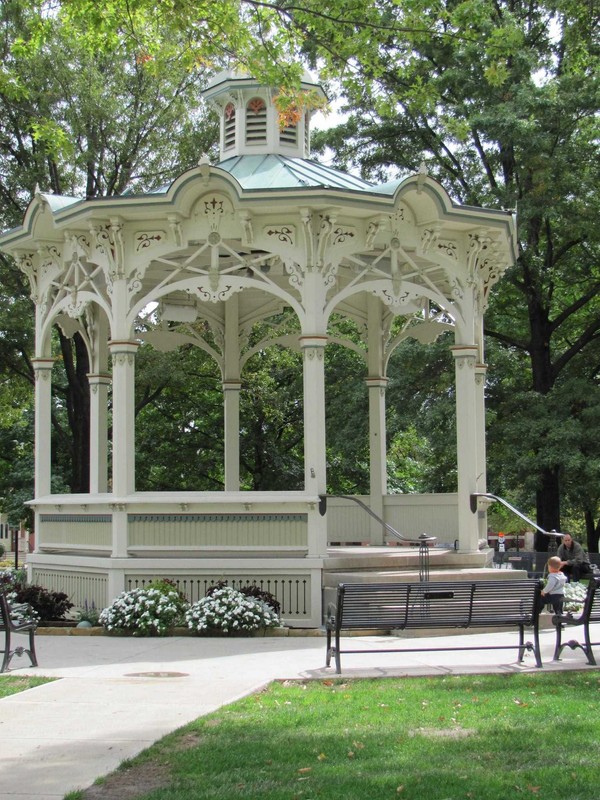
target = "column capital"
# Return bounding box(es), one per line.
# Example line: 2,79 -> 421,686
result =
87,372 -> 112,384
299,335 -> 328,349
108,340 -> 140,354
365,376 -> 389,390
31,357 -> 55,370
450,345 -> 478,369
450,345 -> 478,358
222,381 -> 243,392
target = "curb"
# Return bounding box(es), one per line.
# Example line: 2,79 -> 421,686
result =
35,626 -> 326,637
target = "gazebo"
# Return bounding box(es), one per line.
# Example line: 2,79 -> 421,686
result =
0,70 -> 517,626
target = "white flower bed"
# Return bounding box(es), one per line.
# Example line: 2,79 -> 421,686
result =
99,587 -> 184,635
185,586 -> 281,633
563,582 -> 587,613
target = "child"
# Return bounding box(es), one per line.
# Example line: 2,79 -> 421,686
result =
541,556 -> 567,614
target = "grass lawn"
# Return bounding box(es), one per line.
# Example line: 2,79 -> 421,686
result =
0,674 -> 54,698
67,670 -> 600,800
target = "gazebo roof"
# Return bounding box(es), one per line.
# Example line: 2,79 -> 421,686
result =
213,154 -> 376,191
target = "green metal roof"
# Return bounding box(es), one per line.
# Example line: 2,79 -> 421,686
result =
216,155 -> 380,192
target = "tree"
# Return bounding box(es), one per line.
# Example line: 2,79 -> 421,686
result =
0,3 -> 218,495
305,0 -> 600,546
5,0 -> 598,543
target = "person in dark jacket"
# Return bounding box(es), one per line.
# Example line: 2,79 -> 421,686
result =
557,533 -> 592,582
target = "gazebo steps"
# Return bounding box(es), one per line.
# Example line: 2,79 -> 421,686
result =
322,566 -> 527,589
324,545 -> 494,572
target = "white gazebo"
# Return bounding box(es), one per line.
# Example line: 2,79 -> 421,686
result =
0,70 -> 517,626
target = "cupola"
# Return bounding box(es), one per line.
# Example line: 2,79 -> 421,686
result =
202,69 -> 328,161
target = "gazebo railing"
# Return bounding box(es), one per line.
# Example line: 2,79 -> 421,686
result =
470,492 -> 565,553
319,494 -> 437,581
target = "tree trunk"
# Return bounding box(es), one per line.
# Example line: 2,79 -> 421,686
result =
58,330 -> 90,493
585,509 -> 600,554
534,468 -> 562,551
526,264 -> 562,545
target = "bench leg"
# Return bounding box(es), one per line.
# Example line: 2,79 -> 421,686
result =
532,624 -> 542,668
1,629 -> 38,673
325,628 -> 332,668
28,629 -> 38,668
335,630 -> 342,674
1,631 -> 11,673
553,623 -> 564,661
583,623 -> 596,666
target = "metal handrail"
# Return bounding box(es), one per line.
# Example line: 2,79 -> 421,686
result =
470,492 -> 564,539
318,494 -> 437,546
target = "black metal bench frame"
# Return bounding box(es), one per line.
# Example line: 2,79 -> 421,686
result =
552,576 -> 600,665
0,592 -> 38,673
326,579 -> 544,674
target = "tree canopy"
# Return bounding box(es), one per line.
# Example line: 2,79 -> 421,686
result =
0,0 -> 598,547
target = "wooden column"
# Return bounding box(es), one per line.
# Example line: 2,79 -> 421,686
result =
109,340 -> 139,497
32,358 -> 55,498
452,345 -> 480,552
87,373 -> 111,494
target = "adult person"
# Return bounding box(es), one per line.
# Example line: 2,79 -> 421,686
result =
557,533 -> 592,582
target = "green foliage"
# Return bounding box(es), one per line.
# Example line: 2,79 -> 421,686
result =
0,3 -> 219,501
146,578 -> 189,616
134,344 -> 225,491
1,0 -> 598,543
308,0 -> 600,536
241,345 -> 305,491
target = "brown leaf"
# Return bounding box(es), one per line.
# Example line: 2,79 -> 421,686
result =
298,767 -> 312,774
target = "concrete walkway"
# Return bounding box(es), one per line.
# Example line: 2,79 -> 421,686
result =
1,623 -> 598,800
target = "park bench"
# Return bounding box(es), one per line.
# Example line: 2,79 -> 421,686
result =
325,579 -> 543,674
552,576 -> 600,665
0,592 -> 38,673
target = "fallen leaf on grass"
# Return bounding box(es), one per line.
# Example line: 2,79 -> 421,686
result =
396,785 -> 404,793
527,786 -> 541,793
298,767 -> 312,774
317,753 -> 327,761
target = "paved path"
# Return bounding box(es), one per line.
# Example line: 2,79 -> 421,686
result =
0,624 -> 598,800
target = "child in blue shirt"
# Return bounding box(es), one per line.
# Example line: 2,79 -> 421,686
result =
541,556 -> 567,614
